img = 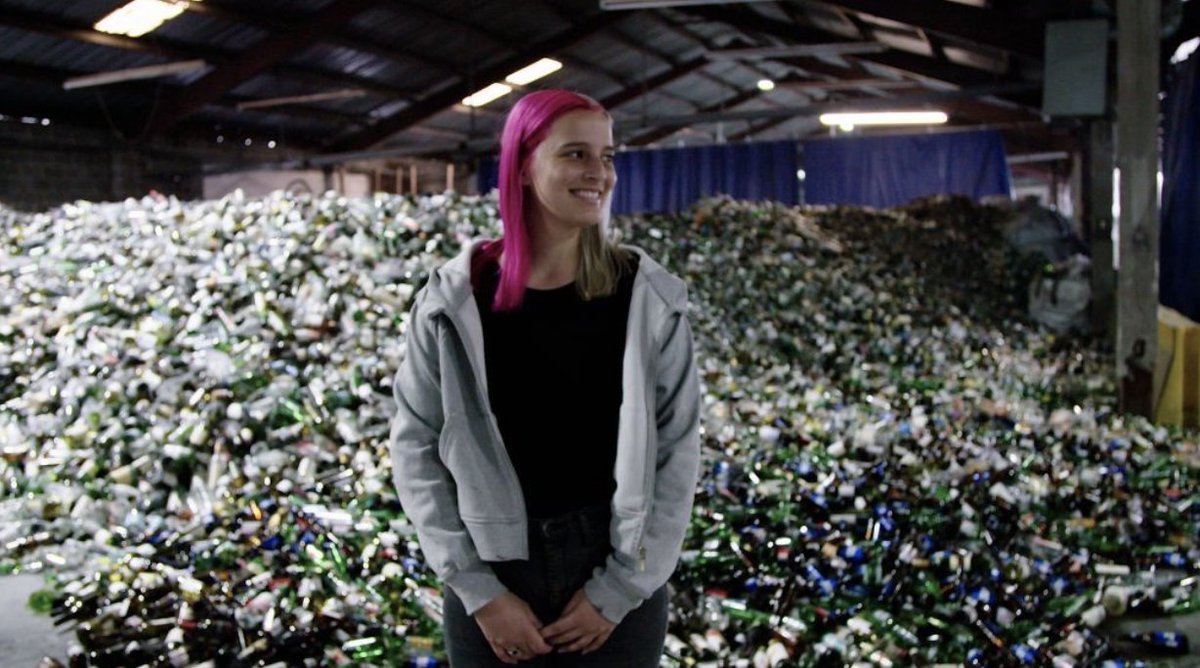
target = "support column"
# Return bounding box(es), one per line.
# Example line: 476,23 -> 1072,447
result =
1085,120 -> 1116,339
1115,0 -> 1160,417
322,165 -> 334,193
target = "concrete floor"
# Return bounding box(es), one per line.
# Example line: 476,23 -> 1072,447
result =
6,574 -> 1200,667
0,575 -> 77,668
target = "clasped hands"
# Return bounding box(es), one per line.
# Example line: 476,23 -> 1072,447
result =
474,589 -> 615,664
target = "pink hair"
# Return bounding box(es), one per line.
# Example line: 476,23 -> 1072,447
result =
474,89 -> 607,312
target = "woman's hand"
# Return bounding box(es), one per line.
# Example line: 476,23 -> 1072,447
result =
474,592 -> 553,664
540,589 -> 616,654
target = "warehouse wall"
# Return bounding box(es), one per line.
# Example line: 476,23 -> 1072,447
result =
202,169 -> 372,199
0,120 -> 208,213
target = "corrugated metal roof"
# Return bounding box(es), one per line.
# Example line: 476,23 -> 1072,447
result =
0,0 -> 1063,159
285,44 -> 437,92
3,0 -> 113,23
0,28 -> 163,73
154,11 -> 272,52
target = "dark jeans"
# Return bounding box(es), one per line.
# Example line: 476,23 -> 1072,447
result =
443,505 -> 668,667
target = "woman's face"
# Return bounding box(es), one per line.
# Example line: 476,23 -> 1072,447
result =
523,109 -> 616,233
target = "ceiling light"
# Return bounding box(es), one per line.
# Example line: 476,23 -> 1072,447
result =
757,79 -> 775,91
1171,36 -> 1199,65
462,83 -> 513,108
94,0 -> 193,38
505,58 -> 563,86
819,111 -> 948,127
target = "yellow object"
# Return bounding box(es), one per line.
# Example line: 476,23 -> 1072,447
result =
1154,306 -> 1200,428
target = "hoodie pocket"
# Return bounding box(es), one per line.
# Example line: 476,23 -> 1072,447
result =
439,420 -> 518,522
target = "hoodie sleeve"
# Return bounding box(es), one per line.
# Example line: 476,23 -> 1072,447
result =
584,294 -> 702,624
389,287 -> 508,615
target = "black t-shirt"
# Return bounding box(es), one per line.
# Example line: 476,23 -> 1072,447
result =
474,254 -> 639,518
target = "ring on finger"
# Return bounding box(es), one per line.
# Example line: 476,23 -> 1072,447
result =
506,647 -> 520,657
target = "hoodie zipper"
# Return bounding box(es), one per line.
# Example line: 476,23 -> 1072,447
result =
632,305 -> 683,574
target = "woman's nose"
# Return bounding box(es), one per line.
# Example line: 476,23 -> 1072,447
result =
582,160 -> 603,180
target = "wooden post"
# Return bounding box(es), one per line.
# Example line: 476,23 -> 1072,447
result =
409,164 -> 418,194
446,163 -> 456,192
1085,120 -> 1116,339
1116,0 -> 1159,417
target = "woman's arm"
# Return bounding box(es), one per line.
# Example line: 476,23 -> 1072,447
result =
583,306 -> 703,624
389,288 -> 508,615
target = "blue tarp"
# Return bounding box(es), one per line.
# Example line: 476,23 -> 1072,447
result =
1161,52 -> 1200,323
802,129 -> 1012,208
476,140 -> 798,215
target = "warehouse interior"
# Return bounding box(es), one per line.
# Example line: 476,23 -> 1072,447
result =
2,0 -> 1200,666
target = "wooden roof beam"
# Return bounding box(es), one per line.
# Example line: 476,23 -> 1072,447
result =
187,0 -> 456,76
326,11 -> 626,152
0,6 -> 413,100
0,58 -> 361,128
804,0 -> 1044,59
142,0 -> 384,136
625,87 -> 762,146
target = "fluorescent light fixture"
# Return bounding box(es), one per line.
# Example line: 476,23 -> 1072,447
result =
819,111 -> 948,126
1171,36 -> 1199,65
236,88 -> 366,110
505,58 -> 563,86
94,0 -> 193,38
756,79 -> 775,91
63,59 -> 207,90
601,0 -> 771,9
1007,151 -> 1069,165
462,83 -> 512,107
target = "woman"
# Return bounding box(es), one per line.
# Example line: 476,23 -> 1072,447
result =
389,89 -> 701,666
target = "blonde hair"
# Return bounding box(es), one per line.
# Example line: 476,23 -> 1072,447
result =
577,223 -> 637,301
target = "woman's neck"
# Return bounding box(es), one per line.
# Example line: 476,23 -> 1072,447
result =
526,216 -> 581,289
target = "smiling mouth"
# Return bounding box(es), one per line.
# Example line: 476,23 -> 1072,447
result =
570,189 -> 603,203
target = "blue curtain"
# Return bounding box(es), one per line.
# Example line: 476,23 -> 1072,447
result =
802,129 -> 1012,208
476,140 -> 798,215
1162,52 -> 1200,323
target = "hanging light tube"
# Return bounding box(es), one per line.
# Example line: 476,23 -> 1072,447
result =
505,58 -> 563,85
462,83 -> 513,108
818,111 -> 949,127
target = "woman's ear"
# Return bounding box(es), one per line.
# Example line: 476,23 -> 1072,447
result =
520,164 -> 531,186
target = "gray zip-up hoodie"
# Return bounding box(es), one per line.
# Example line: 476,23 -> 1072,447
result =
388,238 -> 701,624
